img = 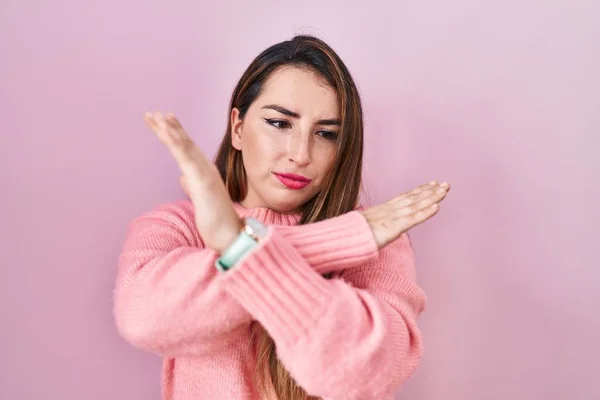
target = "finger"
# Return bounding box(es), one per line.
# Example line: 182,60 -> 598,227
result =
412,185 -> 450,209
393,187 -> 441,209
146,112 -> 171,144
145,112 -> 172,146
409,180 -> 450,196
165,113 -> 192,144
398,181 -> 451,207
393,189 -> 447,217
387,180 -> 440,204
166,113 -> 185,131
395,203 -> 440,231
164,130 -> 213,180
150,112 -> 193,158
411,180 -> 440,194
147,112 -> 215,187
180,174 -> 191,198
410,203 -> 441,226
144,112 -> 158,131
419,188 -> 449,208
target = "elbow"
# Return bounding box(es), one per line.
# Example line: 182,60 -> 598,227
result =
385,340 -> 423,391
372,315 -> 424,393
366,325 -> 424,397
327,323 -> 424,399
113,258 -> 166,352
113,286 -> 158,352
287,335 -> 423,400
114,311 -> 151,350
349,306 -> 425,397
331,339 -> 423,400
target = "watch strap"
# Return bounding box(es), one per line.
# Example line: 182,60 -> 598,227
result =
215,218 -> 265,272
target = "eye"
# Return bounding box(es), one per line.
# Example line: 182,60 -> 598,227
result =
316,130 -> 338,141
264,118 -> 291,130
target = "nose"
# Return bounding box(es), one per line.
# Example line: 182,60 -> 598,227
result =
287,133 -> 311,167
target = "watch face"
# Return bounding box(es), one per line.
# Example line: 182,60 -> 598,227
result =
244,218 -> 268,240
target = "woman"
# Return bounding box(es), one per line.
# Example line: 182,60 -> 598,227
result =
114,35 -> 450,400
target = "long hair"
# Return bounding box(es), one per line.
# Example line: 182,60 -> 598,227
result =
214,35 -> 365,400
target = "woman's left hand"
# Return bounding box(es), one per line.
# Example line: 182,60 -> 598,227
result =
144,111 -> 242,253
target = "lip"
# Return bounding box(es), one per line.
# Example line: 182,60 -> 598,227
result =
273,172 -> 312,190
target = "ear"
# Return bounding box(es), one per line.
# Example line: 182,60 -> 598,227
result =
231,108 -> 243,150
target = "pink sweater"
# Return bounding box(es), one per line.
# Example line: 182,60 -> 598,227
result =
114,200 -> 426,400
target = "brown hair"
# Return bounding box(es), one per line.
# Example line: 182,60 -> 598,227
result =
214,35 -> 365,399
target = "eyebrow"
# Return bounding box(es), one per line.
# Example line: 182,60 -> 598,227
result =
262,104 -> 341,126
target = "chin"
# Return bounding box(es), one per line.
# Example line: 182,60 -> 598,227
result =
266,192 -> 310,214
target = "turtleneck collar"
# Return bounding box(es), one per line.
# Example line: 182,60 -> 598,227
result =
233,202 -> 301,226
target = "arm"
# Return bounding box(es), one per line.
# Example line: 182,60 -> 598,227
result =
275,208 -> 378,274
114,200 -> 378,358
113,201 -> 249,358
221,229 -> 426,400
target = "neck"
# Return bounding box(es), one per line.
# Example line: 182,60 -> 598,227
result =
233,202 -> 301,226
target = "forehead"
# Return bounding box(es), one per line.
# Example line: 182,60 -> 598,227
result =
255,66 -> 339,117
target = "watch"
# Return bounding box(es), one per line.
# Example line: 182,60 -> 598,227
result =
215,218 -> 268,272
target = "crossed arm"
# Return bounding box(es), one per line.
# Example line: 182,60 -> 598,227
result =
114,200 -> 426,399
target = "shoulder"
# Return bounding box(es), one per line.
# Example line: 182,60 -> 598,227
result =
135,198 -> 195,221
130,199 -> 196,230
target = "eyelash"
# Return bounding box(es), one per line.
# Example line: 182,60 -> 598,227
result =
264,118 -> 338,140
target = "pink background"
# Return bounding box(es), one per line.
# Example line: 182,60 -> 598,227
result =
1,0 -> 598,399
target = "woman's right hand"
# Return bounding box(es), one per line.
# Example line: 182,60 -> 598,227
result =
145,112 -> 243,254
362,181 -> 450,249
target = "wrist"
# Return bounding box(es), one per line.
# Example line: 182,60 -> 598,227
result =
213,219 -> 244,254
215,218 -> 268,272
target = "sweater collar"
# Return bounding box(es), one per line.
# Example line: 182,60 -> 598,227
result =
233,202 -> 301,226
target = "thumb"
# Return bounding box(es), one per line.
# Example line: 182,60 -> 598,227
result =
179,175 -> 191,198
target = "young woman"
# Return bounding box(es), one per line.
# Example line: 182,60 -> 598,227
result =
114,35 -> 450,400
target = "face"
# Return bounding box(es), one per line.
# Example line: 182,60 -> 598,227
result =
231,66 -> 340,213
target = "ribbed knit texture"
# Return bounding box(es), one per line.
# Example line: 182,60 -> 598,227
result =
114,200 -> 426,400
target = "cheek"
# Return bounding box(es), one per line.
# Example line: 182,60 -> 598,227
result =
307,149 -> 336,190
242,128 -> 286,170
314,146 -> 336,175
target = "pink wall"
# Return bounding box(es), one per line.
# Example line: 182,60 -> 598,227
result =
1,1 -> 598,399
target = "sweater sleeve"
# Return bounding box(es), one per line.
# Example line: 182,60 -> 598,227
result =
221,230 -> 426,400
113,201 -> 251,358
275,210 -> 378,274
114,201 -> 379,358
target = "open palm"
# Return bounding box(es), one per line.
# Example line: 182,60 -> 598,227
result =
144,112 -> 241,253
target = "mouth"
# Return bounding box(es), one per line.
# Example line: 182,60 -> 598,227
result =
273,172 -> 312,190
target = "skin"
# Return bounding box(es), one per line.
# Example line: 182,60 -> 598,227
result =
143,68 -> 450,253
231,66 -> 340,214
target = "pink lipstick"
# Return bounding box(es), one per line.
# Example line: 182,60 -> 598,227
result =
273,172 -> 312,190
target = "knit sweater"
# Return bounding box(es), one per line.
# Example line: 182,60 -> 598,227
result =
114,200 -> 426,400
